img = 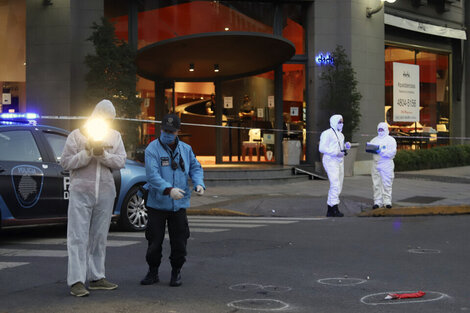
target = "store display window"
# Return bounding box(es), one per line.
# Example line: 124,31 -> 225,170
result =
385,45 -> 450,149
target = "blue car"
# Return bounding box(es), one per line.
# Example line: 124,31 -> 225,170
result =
0,114 -> 148,231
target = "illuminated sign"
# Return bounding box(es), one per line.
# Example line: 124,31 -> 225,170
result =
315,53 -> 334,65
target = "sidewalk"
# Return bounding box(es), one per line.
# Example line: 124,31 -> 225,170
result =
189,166 -> 470,217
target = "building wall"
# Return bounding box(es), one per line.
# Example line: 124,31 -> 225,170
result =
26,0 -> 102,130
308,0 -> 385,173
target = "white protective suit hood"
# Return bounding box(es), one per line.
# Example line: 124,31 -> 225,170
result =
91,99 -> 116,120
330,114 -> 343,132
377,122 -> 389,138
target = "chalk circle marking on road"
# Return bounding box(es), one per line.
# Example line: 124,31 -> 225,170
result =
408,248 -> 441,254
227,299 -> 289,311
317,278 -> 367,286
229,283 -> 292,292
361,291 -> 449,306
229,283 -> 263,292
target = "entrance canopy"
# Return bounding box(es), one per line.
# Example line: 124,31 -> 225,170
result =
136,32 -> 295,81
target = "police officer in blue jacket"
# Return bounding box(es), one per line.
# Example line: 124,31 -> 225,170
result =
141,114 -> 205,287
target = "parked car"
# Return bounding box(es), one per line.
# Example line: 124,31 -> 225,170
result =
0,114 -> 148,231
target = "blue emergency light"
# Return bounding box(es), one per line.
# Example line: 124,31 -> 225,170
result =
0,113 -> 39,120
0,112 -> 39,125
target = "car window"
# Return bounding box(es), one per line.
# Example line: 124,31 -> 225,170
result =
43,132 -> 67,162
0,130 -> 42,162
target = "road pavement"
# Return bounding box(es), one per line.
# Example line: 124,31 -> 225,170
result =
0,215 -> 469,312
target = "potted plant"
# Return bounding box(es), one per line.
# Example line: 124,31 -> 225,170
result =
319,45 -> 362,176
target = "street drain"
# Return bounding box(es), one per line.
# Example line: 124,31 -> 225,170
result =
317,277 -> 367,286
227,299 -> 289,311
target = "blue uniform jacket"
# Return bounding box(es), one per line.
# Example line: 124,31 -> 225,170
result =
145,138 -> 205,211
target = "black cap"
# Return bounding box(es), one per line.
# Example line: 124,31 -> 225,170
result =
161,114 -> 181,132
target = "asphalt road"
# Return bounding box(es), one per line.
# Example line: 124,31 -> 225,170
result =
0,215 -> 469,313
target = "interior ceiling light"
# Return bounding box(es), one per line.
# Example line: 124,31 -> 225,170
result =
189,63 -> 194,72
214,64 -> 220,72
224,27 -> 230,31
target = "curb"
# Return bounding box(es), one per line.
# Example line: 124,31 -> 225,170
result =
358,204 -> 470,217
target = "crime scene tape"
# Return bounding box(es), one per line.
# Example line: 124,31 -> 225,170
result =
37,115 -> 470,141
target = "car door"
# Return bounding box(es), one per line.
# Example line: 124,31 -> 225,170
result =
0,128 -> 64,219
39,129 -> 70,216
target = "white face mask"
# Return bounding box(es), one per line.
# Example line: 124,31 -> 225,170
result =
337,123 -> 343,132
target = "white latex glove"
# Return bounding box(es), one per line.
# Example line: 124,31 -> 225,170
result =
170,188 -> 185,200
345,142 -> 351,150
195,185 -> 204,196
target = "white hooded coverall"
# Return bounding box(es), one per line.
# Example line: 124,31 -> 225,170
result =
60,100 -> 126,286
319,115 -> 346,206
370,122 -> 397,207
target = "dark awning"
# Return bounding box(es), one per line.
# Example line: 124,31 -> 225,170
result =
136,32 -> 296,82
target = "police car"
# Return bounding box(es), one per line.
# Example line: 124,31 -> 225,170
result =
0,113 -> 148,231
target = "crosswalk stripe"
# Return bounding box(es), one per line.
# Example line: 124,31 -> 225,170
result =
0,262 -> 29,270
3,238 -> 140,247
188,223 -> 264,228
0,248 -> 68,257
188,216 -> 327,221
189,219 -> 296,224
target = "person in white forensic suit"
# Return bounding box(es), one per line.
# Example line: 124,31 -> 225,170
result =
369,122 -> 397,209
60,99 -> 126,297
319,114 -> 351,217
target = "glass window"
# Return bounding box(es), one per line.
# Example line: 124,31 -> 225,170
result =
43,132 -> 67,162
0,130 -> 42,162
385,45 -> 450,149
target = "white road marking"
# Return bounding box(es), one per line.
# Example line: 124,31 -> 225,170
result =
188,223 -> 264,228
4,238 -> 139,247
0,248 -> 68,257
0,262 -> 29,270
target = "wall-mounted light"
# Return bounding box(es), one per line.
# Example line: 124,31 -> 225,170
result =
366,0 -> 396,18
214,64 -> 220,72
189,63 -> 194,72
224,27 -> 230,31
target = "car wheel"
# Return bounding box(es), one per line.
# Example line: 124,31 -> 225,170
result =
119,185 -> 148,231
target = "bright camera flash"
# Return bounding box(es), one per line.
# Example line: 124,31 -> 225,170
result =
85,118 -> 108,141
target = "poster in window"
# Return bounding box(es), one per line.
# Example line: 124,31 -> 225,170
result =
223,96 -> 233,109
268,96 -> 274,108
393,62 -> 420,122
2,93 -> 11,105
290,107 -> 299,117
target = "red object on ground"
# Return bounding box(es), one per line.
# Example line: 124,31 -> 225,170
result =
386,291 -> 426,300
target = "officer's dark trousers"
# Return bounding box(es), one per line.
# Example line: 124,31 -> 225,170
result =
145,208 -> 190,270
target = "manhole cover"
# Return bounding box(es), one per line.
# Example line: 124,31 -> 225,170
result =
227,299 -> 289,311
408,248 -> 441,254
317,278 -> 367,286
398,196 -> 444,204
361,291 -> 448,305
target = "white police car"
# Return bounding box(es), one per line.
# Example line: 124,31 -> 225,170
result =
0,113 -> 148,231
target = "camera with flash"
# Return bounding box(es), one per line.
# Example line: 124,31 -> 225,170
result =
83,118 -> 113,156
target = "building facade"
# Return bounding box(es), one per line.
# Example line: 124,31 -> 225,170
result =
1,0 -> 468,172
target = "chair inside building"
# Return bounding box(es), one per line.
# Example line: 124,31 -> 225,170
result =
242,128 -> 267,162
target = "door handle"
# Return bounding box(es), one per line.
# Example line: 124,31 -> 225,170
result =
61,170 -> 70,175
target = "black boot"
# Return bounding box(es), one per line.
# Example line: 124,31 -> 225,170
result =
169,268 -> 182,287
326,205 -> 335,217
333,205 -> 344,217
140,267 -> 159,285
